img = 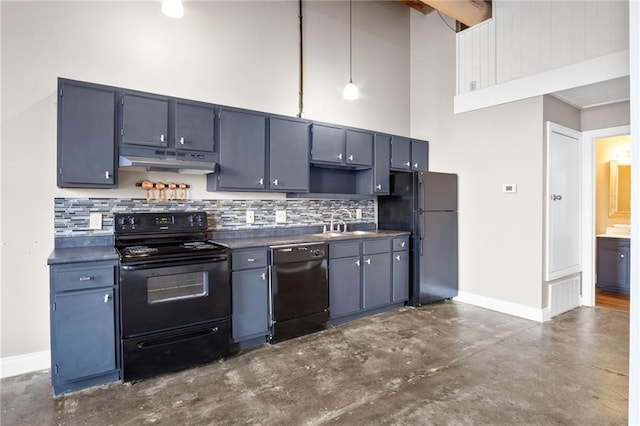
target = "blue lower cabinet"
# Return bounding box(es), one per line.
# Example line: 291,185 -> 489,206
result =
50,260 -> 120,396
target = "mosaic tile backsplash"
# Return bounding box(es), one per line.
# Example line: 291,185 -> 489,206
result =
54,198 -> 376,237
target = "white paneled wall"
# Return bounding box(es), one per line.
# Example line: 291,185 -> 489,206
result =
457,0 -> 629,96
456,19 -> 495,94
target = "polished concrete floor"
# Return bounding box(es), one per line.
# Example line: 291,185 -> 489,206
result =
1,302 -> 629,425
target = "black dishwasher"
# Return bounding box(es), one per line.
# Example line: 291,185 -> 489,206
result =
270,242 -> 329,342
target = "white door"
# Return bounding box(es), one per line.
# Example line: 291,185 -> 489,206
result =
545,122 -> 582,281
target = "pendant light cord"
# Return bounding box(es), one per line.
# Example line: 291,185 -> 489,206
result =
298,0 -> 304,117
349,0 -> 353,82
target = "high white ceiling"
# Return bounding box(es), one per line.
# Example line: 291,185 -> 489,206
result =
551,76 -> 630,110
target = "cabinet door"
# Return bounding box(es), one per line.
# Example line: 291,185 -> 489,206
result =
390,136 -> 411,170
362,253 -> 391,309
231,269 -> 270,342
52,288 -> 116,382
597,245 -> 630,292
373,134 -> 390,194
311,124 -> 345,164
217,108 -> 266,190
174,100 -> 215,152
345,129 -> 373,166
57,81 -> 116,187
411,139 -> 429,172
269,117 -> 309,192
329,257 -> 361,318
392,251 -> 409,302
121,93 -> 169,147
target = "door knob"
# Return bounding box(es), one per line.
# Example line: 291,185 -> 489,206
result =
552,194 -> 563,201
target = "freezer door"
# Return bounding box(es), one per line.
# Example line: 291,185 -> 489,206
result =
422,172 -> 457,211
419,211 -> 458,304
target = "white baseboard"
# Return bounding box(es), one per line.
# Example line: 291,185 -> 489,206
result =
1,350 -> 50,379
454,291 -> 546,323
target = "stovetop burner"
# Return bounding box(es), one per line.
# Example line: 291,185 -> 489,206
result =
122,246 -> 160,256
114,212 -> 228,264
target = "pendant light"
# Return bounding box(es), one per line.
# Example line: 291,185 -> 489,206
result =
162,0 -> 184,18
343,0 -> 359,100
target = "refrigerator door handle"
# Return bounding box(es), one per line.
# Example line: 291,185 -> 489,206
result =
418,175 -> 425,257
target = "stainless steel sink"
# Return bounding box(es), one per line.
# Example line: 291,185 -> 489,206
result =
309,230 -> 377,239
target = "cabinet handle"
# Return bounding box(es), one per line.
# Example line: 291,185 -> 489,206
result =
365,258 -> 371,265
247,258 -> 255,262
273,179 -> 279,186
261,272 -> 266,280
552,194 -> 563,201
105,171 -> 111,179
413,162 -> 419,169
620,254 -> 625,258
338,153 -> 343,160
259,178 -> 264,185
405,161 -> 410,167
160,134 -> 166,142
376,184 -> 382,190
103,294 -> 110,303
396,255 -> 401,261
348,154 -> 354,161
79,276 -> 92,281
401,242 -> 406,248
179,137 -> 185,145
356,260 -> 360,266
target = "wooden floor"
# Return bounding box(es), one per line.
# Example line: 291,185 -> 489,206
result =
596,288 -> 630,312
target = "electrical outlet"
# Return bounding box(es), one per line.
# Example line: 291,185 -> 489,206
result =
355,209 -> 362,220
89,213 -> 102,230
275,210 -> 287,223
246,210 -> 255,224
502,184 -> 517,193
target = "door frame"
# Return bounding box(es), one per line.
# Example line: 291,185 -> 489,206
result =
580,124 -> 630,307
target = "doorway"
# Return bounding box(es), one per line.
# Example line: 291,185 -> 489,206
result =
581,125 -> 631,309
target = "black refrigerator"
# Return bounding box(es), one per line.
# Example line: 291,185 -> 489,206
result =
378,171 -> 458,306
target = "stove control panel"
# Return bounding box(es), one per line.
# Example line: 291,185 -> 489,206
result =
115,212 -> 207,234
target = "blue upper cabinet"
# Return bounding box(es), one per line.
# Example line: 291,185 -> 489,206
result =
268,116 -> 310,192
57,79 -> 117,188
120,92 -> 169,148
390,136 -> 428,172
174,100 -> 216,152
345,129 -> 373,167
210,107 -> 267,190
310,123 -> 345,165
310,123 -> 373,168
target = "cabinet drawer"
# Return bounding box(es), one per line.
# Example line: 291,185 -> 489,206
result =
232,248 -> 268,270
330,241 -> 360,259
598,237 -> 630,250
392,236 -> 409,251
54,263 -> 115,292
362,238 -> 391,255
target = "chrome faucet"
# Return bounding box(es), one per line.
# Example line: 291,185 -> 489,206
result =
328,208 -> 353,233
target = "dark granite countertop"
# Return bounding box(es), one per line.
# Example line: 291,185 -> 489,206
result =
210,230 -> 410,250
48,246 -> 119,265
48,235 -> 118,265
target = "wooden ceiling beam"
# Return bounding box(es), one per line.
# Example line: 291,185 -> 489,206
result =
401,1 -> 434,15
400,0 -> 492,27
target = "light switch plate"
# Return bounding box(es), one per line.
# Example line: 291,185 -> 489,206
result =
502,184 -> 517,193
89,213 -> 103,230
246,210 -> 255,224
356,209 -> 362,220
275,210 -> 287,223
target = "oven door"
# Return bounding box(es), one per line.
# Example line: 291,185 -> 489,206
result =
120,255 -> 229,337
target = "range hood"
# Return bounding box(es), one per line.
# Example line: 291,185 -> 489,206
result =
118,146 -> 218,175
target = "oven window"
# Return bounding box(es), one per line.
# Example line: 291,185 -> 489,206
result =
147,272 -> 209,304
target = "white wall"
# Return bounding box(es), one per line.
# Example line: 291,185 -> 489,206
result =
411,11 -> 544,315
0,1 -> 410,361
